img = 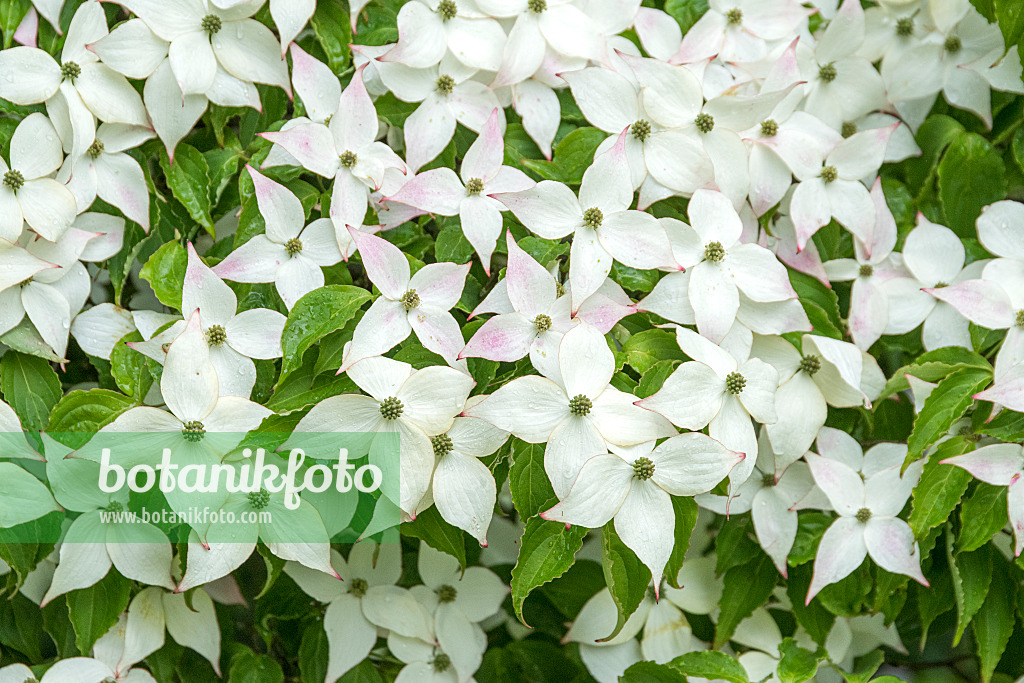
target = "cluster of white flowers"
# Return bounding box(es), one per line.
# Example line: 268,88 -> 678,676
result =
1,0 -> 1023,681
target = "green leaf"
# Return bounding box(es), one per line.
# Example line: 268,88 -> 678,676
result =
611,262 -> 661,294
669,651 -> 749,683
908,440 -> 973,538
958,483 -> 1008,553
789,271 -> 843,339
0,592 -> 44,660
160,143 -> 215,235
786,564 -> 835,646
621,661 -> 688,682
278,285 -> 371,383
298,623 -> 329,683
878,346 -> 991,399
508,439 -> 556,519
949,536 -> 992,648
517,236 -> 568,267
401,506 -> 467,568
435,218 -> 476,264
0,351 -> 61,431
973,555 -> 1015,683
228,649 -> 285,683
109,330 -> 154,401
621,329 -> 684,374
510,516 -> 586,625
310,0 -> 352,74
816,562 -> 871,617
601,522 -> 651,641
777,638 -> 820,683
906,367 -> 992,460
139,240 -> 188,310
0,0 -> 31,48
664,0 -> 709,33
521,127 -> 607,183
838,650 -> 884,683
636,359 -> 680,398
938,131 -> 1007,238
715,552 -> 777,647
0,512 -> 60,594
66,569 -> 131,655
977,408 -> 1024,441
994,0 -> 1024,57
664,496 -> 698,589
47,389 -> 135,448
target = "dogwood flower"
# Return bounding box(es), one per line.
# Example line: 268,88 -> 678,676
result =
789,124 -> 896,250
0,237 -> 58,343
260,65 -> 407,237
942,443 -> 1024,556
882,215 -> 983,352
387,623 -> 486,683
543,436 -> 742,585
639,190 -> 797,342
384,0 -> 506,71
637,326 -> 778,481
339,229 -> 470,370
386,109 -> 534,272
0,2 -> 149,158
209,0 -> 315,55
467,323 -> 675,497
284,542 -> 410,681
288,355 -> 475,515
669,0 -> 808,64
751,334 -> 884,470
57,123 -> 153,231
495,131 -> 676,312
0,112 -> 77,242
0,653 -> 155,683
213,166 -> 343,309
805,454 -> 927,602
418,542 -> 508,624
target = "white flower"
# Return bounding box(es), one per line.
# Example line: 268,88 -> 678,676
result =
0,112 -> 77,242
209,0 -> 315,56
669,0 -> 809,64
213,166 -> 343,309
384,0 -> 507,71
942,443 -> 1024,556
465,323 -> 676,497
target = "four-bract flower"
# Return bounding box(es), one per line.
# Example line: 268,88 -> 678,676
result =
669,0 -> 808,64
288,354 -> 475,516
213,166 -> 343,309
209,0 -> 315,56
638,325 -> 778,486
942,443 -> 1024,556
261,65 -> 407,240
384,0 -> 506,71
465,323 -> 675,498
0,112 -> 77,242
339,229 -> 470,370
804,453 -> 927,602
543,435 -> 742,586
386,108 -> 534,273
495,130 -> 676,313
639,189 -> 798,342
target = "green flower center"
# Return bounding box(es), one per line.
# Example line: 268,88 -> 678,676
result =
3,169 -> 24,192
87,139 -> 105,159
401,289 -> 420,310
61,61 -> 81,81
438,0 -> 457,20
555,281 -> 566,297
104,500 -> 123,513
704,241 -> 725,263
695,112 -> 715,133
348,577 -> 368,597
436,74 -> 455,95
944,35 -> 962,53
726,8 -> 743,24
818,62 -> 837,82
206,324 -> 227,346
896,17 -> 914,36
528,0 -> 546,11
820,165 -> 838,183
465,177 -> 485,195
202,14 -> 222,34
632,119 -> 651,142
859,264 -> 873,277
181,420 -> 206,442
1016,310 -> 1024,327
247,489 -> 270,510
725,372 -> 746,395
856,507 -> 872,523
437,584 -> 457,602
841,121 -> 857,138
534,313 -> 552,333
633,456 -> 655,480
760,119 -> 778,137
339,150 -> 357,168
762,472 -> 775,487
583,207 -> 603,229
800,354 -> 821,376
569,394 -> 592,416
432,433 -> 453,457
934,281 -> 949,288
379,396 -> 404,420
433,654 -> 452,673
285,237 -> 303,256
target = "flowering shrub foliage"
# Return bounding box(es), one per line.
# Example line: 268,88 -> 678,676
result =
2,0 -> 1024,681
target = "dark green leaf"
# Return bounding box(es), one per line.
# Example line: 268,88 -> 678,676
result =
908,439 -> 973,538
509,439 -> 556,519
777,638 -> 820,683
669,651 -> 749,683
521,127 -> 607,184
601,522 -> 651,641
47,389 -> 135,448
907,367 -> 992,460
0,351 -> 61,431
938,131 -> 1007,238
715,553 -> 777,648
66,569 -> 131,655
299,623 -> 329,683
950,538 -> 993,648
958,483 -> 1008,553
879,346 -> 991,399
994,0 -> 1024,57
401,506 -> 467,568
161,144 -> 215,235
790,271 -> 843,339
621,661 -> 687,682
664,496 -> 698,589
621,329 -> 684,374
278,285 -> 372,384
664,0 -> 709,34
139,240 -> 188,310
228,649 -> 285,683
310,0 -> 353,74
109,330 -> 154,401
510,517 -> 586,625
0,0 -> 31,48
973,556 -> 1015,683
